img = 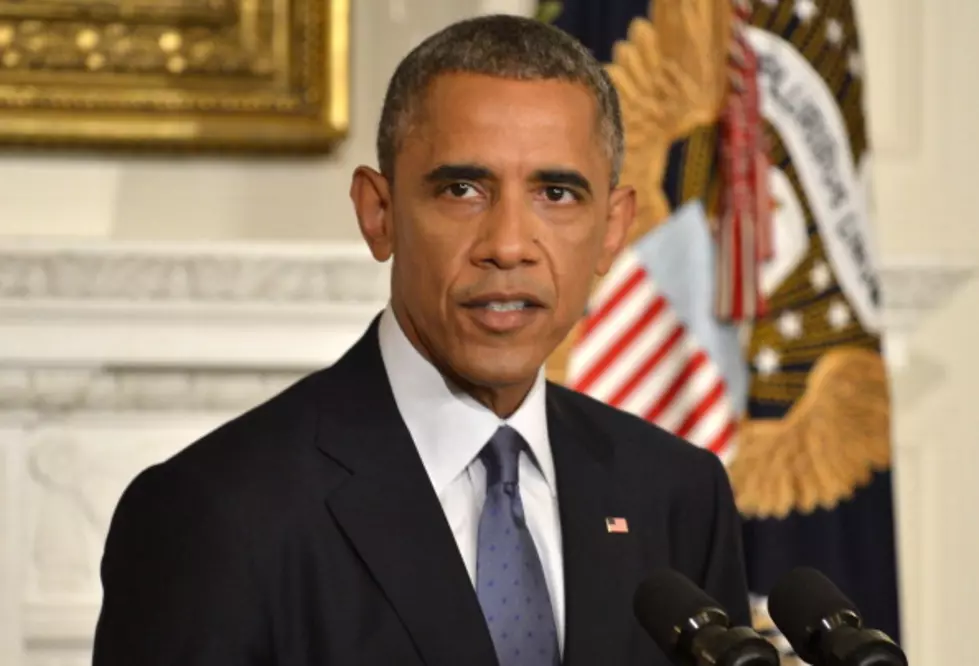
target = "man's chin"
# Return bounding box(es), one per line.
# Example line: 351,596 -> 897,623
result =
452,350 -> 544,390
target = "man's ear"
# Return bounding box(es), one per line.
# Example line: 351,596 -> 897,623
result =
350,166 -> 394,262
595,185 -> 637,276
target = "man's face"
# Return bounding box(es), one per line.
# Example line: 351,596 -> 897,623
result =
353,73 -> 634,411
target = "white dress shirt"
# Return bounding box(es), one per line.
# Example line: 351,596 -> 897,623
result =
377,305 -> 565,651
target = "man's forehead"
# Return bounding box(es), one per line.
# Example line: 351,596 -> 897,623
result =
421,72 -> 597,120
401,73 -> 607,168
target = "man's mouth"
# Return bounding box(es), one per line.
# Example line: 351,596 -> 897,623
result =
480,300 -> 536,312
463,293 -> 545,310
461,295 -> 545,333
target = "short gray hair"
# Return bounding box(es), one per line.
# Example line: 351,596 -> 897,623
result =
376,14 -> 624,186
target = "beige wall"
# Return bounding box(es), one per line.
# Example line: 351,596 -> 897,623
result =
861,0 -> 979,259
0,0 -> 484,241
0,0 -> 974,260
858,2 -> 979,664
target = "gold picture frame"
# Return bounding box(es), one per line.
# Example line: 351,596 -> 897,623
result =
0,0 -> 349,152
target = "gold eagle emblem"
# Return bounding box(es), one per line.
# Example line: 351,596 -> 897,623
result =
606,0 -> 731,243
730,347 -> 892,519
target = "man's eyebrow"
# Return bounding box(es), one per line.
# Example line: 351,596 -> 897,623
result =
423,164 -> 495,183
422,164 -> 593,195
530,169 -> 592,195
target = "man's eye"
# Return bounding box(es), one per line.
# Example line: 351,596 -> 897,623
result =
542,186 -> 577,203
444,183 -> 479,198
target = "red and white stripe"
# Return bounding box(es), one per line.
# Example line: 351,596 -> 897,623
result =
566,249 -> 737,462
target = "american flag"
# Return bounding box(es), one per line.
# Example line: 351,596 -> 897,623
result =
566,247 -> 737,462
605,517 -> 630,534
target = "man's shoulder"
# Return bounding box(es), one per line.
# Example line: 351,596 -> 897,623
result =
547,383 -> 732,544
548,381 -> 723,478
134,365 -> 340,503
102,366 -> 350,584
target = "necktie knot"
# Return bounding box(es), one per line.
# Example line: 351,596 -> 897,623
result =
481,426 -> 524,489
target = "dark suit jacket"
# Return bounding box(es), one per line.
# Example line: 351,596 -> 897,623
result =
93,317 -> 751,666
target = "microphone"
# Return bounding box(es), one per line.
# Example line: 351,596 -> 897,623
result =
633,569 -> 779,666
768,567 -> 907,666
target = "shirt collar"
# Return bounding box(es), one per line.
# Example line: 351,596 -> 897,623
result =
377,304 -> 555,498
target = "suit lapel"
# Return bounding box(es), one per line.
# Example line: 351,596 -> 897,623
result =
314,320 -> 498,666
548,388 -> 642,666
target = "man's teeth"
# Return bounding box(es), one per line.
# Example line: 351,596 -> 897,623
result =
484,301 -> 528,312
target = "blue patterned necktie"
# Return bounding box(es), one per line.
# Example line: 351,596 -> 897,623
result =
476,426 -> 560,666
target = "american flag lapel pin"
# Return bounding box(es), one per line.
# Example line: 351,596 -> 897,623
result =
605,517 -> 629,534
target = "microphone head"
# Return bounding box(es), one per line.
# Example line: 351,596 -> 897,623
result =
768,567 -> 860,661
633,569 -> 729,654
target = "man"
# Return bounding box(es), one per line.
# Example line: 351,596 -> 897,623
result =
93,14 -> 750,666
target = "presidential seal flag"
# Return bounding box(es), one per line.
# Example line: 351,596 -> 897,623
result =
541,0 -> 900,659
730,0 -> 900,654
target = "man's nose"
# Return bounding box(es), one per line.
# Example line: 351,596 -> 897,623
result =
472,188 -> 541,270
